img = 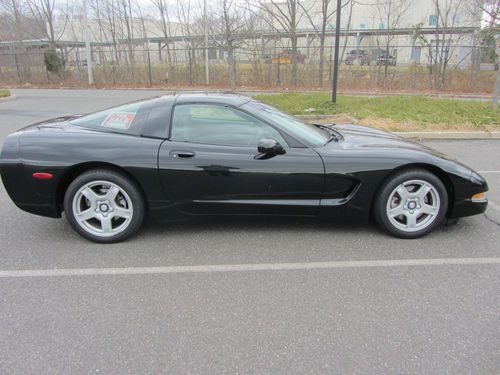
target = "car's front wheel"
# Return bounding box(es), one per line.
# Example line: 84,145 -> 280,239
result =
374,169 -> 448,239
63,169 -> 145,243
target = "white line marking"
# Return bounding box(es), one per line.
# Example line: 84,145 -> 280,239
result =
0,258 -> 499,278
478,171 -> 500,174
488,200 -> 500,211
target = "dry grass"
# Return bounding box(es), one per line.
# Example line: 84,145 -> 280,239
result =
258,93 -> 500,132
0,89 -> 10,97
298,115 -> 488,132
356,117 -> 499,132
0,62 -> 496,94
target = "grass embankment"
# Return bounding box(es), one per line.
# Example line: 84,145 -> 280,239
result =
255,93 -> 500,132
0,89 -> 10,98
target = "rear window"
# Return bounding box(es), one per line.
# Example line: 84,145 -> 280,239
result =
69,98 -> 156,134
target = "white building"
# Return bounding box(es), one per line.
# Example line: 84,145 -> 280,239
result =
259,0 -> 481,67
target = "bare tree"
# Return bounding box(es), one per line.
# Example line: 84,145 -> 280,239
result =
374,0 -> 411,88
0,0 -> 40,41
415,0 -> 469,89
119,0 -> 135,75
133,0 -> 152,85
25,0 -> 65,49
208,0 -> 247,90
299,0 -> 352,86
469,0 -> 499,108
176,0 -> 203,86
258,0 -> 309,86
340,0 -> 354,64
474,0 -> 500,22
89,0 -> 121,66
150,0 -> 175,82
240,5 -> 265,84
0,0 -> 45,81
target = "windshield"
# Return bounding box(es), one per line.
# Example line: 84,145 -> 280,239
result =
243,101 -> 329,146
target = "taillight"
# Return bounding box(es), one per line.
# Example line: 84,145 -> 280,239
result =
32,172 -> 53,180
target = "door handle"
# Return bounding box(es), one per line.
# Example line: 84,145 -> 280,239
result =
170,150 -> 195,158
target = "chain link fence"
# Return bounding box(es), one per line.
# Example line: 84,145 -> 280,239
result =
0,43 -> 496,92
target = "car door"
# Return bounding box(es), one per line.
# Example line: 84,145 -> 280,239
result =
157,103 -> 325,216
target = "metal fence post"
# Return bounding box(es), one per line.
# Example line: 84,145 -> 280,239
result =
331,0 -> 342,103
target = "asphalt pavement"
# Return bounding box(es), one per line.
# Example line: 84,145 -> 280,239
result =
0,89 -> 499,374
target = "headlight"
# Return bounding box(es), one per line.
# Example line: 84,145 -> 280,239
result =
471,192 -> 487,202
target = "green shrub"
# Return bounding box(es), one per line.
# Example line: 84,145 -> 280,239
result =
44,49 -> 65,73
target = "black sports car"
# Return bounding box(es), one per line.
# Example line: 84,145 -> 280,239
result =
0,93 -> 488,243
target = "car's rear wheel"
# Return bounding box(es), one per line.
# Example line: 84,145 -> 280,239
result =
63,169 -> 145,243
374,169 -> 448,238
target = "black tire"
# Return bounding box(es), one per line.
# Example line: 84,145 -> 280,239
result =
374,169 -> 448,239
63,169 -> 145,243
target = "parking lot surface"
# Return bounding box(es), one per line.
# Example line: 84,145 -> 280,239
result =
1,89 -> 499,374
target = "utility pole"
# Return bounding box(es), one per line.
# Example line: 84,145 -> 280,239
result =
82,0 -> 93,85
494,40 -> 500,110
204,0 -> 210,85
331,0 -> 342,103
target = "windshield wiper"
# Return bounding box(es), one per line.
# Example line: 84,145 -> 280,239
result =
313,123 -> 342,144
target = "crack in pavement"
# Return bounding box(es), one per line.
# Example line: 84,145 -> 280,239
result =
483,213 -> 500,226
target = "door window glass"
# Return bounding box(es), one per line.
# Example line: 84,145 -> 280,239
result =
171,104 -> 287,147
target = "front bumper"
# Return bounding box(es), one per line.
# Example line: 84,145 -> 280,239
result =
449,198 -> 488,218
449,171 -> 489,219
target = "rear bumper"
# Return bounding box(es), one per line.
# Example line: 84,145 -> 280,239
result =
1,162 -> 61,218
13,202 -> 61,218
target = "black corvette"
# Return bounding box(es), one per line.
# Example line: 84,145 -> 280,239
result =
0,93 -> 488,243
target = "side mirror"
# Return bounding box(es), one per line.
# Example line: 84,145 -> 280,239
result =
255,138 -> 286,160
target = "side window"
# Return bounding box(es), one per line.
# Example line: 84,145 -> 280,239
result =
70,99 -> 155,135
170,104 -> 287,147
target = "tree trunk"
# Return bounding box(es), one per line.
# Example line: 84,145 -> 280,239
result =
291,34 -> 298,86
493,58 -> 500,110
228,43 -> 236,91
318,32 -> 326,86
188,48 -> 193,86
166,43 -> 175,84
383,43 -> 389,89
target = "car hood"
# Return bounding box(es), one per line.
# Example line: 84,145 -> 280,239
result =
314,124 -> 479,179
326,124 -> 456,160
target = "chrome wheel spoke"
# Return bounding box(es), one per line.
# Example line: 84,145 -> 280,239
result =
113,207 -> 132,220
81,187 -> 100,204
388,204 -> 404,218
100,216 -> 113,234
76,208 -> 95,222
105,185 -> 120,201
406,213 -> 417,229
396,185 -> 409,201
420,203 -> 438,216
416,184 -> 431,200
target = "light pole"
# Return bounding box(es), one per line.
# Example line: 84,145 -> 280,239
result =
331,0 -> 342,103
204,0 -> 209,85
82,0 -> 93,85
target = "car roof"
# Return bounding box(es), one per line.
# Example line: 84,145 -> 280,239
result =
159,92 -> 252,107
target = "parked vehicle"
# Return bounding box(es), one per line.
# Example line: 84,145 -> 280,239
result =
376,51 -> 397,66
270,49 -> 306,64
345,50 -> 371,65
0,93 -> 488,243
